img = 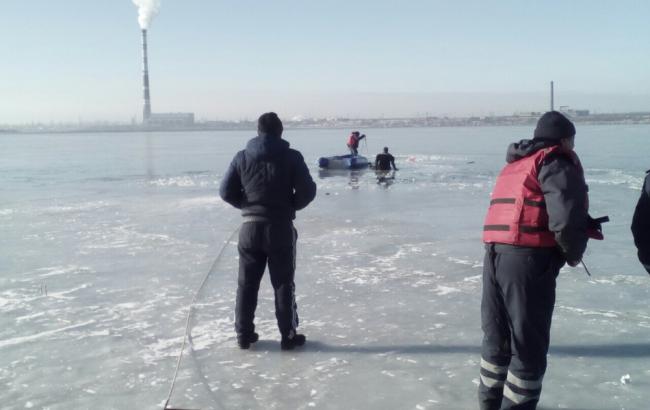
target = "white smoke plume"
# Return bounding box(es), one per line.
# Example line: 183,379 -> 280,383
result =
132,0 -> 161,29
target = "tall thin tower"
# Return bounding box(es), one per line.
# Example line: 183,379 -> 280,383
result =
551,81 -> 555,111
142,29 -> 152,123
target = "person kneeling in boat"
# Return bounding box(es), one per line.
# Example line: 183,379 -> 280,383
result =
347,131 -> 366,156
375,147 -> 398,171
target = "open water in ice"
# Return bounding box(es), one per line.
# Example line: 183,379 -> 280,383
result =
1,126 -> 649,410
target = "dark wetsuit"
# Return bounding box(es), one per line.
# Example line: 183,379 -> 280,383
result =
375,153 -> 396,171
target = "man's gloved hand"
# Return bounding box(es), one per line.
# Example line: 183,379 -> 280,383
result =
567,259 -> 580,267
587,215 -> 604,240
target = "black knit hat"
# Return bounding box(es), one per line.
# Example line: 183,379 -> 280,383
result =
258,112 -> 283,137
533,111 -> 575,141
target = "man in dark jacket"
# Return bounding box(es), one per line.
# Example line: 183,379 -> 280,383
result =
375,147 -> 398,171
219,112 -> 317,350
631,171 -> 650,274
479,111 -> 594,409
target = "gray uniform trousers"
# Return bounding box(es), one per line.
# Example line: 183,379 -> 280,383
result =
479,244 -> 563,410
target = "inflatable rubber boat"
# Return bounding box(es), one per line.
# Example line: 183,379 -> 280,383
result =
318,154 -> 370,170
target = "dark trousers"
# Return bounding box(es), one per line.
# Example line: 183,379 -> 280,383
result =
478,244 -> 562,410
235,221 -> 299,338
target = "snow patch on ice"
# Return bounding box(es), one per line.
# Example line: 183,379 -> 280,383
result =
557,305 -> 620,318
36,265 -> 94,278
43,201 -> 110,214
191,318 -> 233,351
433,285 -> 461,296
178,196 -> 227,208
0,320 -> 95,349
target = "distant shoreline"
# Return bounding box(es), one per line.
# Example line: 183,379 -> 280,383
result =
3,112 -> 650,135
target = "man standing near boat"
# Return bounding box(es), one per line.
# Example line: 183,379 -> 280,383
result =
347,131 -> 366,156
478,111 -> 600,409
219,112 -> 317,350
631,170 -> 650,274
375,146 -> 398,171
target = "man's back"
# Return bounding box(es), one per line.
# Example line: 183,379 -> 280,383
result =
220,135 -> 316,221
375,153 -> 395,171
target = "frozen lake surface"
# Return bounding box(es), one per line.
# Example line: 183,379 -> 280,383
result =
1,126 -> 649,409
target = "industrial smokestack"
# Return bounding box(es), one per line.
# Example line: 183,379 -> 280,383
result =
550,81 -> 554,111
133,0 -> 160,124
142,29 -> 151,123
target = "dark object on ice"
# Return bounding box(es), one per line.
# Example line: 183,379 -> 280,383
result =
375,147 -> 398,171
318,154 -> 370,169
479,112 -> 592,409
281,333 -> 306,350
631,170 -> 650,274
237,332 -> 259,349
220,112 -> 316,345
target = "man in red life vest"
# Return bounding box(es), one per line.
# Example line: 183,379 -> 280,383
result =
347,131 -> 366,156
478,111 -> 601,409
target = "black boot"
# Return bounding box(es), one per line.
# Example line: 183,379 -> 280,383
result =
281,333 -> 306,350
237,332 -> 259,349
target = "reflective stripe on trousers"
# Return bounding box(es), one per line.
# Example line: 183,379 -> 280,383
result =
480,357 -> 507,389
502,371 -> 543,407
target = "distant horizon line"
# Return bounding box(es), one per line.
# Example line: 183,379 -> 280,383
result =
3,109 -> 650,128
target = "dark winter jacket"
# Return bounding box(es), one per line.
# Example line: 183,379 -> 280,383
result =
219,135 -> 317,221
502,139 -> 589,264
631,171 -> 650,273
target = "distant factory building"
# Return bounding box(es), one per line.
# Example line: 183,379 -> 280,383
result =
559,106 -> 590,117
569,109 -> 590,116
147,112 -> 195,127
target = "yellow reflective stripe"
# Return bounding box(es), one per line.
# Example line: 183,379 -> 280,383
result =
503,385 -> 540,405
480,374 -> 504,388
480,358 -> 508,374
506,371 -> 543,390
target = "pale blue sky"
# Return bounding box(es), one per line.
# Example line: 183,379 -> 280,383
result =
1,0 -> 649,122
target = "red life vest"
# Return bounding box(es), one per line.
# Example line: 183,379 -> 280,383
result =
483,145 -> 584,247
348,135 -> 359,147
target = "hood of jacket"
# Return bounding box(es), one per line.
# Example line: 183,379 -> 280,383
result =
506,138 -> 560,163
245,135 -> 290,160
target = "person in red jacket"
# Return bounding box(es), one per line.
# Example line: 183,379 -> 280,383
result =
478,111 -> 600,409
347,131 -> 366,156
